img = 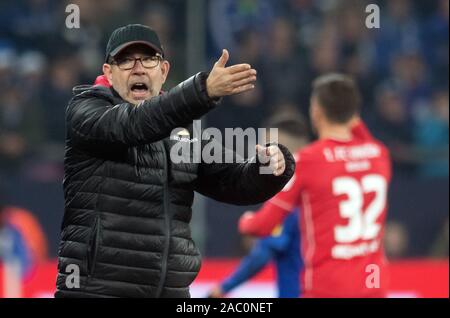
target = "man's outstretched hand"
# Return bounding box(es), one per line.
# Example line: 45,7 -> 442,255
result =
206,49 -> 257,99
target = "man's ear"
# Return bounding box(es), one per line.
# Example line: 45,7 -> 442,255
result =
310,102 -> 317,116
310,97 -> 322,126
160,60 -> 171,84
103,63 -> 113,85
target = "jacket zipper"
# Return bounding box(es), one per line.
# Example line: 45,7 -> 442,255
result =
155,143 -> 171,298
87,172 -> 106,280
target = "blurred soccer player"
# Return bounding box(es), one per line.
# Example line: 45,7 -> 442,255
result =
209,210 -> 301,298
240,74 -> 392,298
208,117 -> 310,298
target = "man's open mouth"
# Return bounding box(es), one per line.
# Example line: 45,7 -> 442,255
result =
130,82 -> 149,99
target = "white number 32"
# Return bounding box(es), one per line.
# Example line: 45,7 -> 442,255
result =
333,175 -> 387,243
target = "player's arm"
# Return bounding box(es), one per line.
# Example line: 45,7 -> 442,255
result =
238,202 -> 290,237
257,227 -> 289,253
217,239 -> 274,295
260,210 -> 299,253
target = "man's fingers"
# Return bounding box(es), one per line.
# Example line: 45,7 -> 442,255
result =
268,147 -> 285,176
230,69 -> 257,82
270,156 -> 285,176
231,76 -> 257,89
273,163 -> 286,176
216,49 -> 229,68
269,153 -> 282,166
267,145 -> 278,157
257,145 -> 281,159
256,145 -> 286,176
227,63 -> 251,74
232,83 -> 255,95
255,144 -> 269,164
255,144 -> 265,156
271,157 -> 284,170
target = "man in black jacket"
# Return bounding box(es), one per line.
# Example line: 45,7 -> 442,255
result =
55,24 -> 295,298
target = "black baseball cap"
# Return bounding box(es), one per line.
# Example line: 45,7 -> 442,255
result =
105,24 -> 164,62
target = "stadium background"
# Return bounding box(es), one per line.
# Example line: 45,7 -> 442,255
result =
0,0 -> 448,297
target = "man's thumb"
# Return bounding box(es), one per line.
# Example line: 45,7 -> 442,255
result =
256,144 -> 270,164
216,49 -> 229,67
255,144 -> 269,156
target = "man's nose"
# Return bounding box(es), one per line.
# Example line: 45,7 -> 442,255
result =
132,59 -> 146,74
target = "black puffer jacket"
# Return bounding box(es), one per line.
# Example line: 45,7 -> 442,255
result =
55,72 -> 295,298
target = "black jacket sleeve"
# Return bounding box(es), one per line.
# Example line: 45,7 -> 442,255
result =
193,139 -> 296,206
67,72 -> 217,150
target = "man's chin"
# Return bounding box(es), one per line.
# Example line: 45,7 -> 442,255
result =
134,96 -> 148,102
129,93 -> 151,104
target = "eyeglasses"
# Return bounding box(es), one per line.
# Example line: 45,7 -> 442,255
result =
111,54 -> 163,70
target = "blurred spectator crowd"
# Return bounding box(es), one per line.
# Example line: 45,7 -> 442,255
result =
0,0 -> 448,258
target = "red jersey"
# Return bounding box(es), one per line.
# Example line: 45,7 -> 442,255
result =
240,121 -> 392,297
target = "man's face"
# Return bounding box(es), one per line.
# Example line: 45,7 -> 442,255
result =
103,44 -> 170,104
